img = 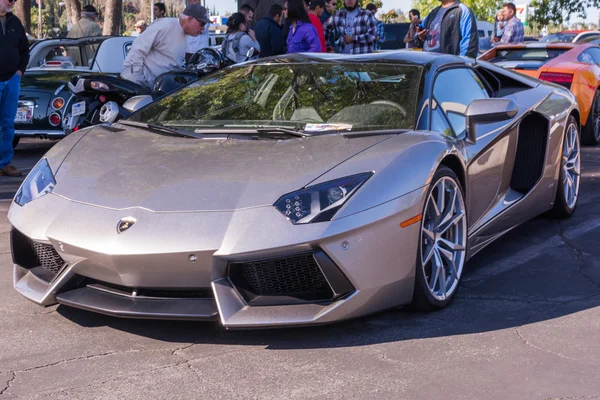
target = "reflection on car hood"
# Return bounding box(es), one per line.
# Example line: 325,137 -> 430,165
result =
20,70 -> 83,91
53,126 -> 392,212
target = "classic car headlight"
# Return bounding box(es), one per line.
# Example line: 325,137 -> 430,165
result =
14,158 -> 56,206
274,172 -> 372,224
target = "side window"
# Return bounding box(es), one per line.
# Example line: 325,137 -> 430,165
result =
578,50 -> 594,64
431,100 -> 454,138
478,29 -> 485,38
432,68 -> 489,136
588,48 -> 600,65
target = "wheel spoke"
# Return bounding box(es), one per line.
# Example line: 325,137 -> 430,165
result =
438,256 -> 447,297
423,227 -> 435,242
429,250 -> 441,291
438,237 -> 465,252
423,242 -> 435,265
439,187 -> 457,227
439,211 -> 465,235
434,180 -> 445,217
438,247 -> 459,278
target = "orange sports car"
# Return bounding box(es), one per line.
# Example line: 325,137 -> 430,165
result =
479,43 -> 600,145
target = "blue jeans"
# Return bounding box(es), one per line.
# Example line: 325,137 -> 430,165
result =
0,73 -> 21,168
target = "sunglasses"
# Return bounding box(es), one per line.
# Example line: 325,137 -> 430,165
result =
8,0 -> 18,3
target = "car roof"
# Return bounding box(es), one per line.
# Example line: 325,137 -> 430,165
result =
257,51 -> 467,68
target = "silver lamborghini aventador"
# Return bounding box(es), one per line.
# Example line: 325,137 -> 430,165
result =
9,52 -> 581,328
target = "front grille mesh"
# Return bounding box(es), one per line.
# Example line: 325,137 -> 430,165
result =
238,253 -> 332,296
30,241 -> 66,274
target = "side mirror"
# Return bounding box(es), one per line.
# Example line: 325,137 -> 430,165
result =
122,95 -> 153,112
464,99 -> 518,144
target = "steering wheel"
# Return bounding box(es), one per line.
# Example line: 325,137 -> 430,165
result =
370,100 -> 407,117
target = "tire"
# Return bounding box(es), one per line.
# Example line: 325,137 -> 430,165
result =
12,136 -> 20,149
549,115 -> 581,218
412,166 -> 468,311
582,90 -> 600,146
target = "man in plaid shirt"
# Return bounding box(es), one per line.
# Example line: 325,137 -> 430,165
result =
366,4 -> 385,50
324,0 -> 377,54
499,2 -> 524,44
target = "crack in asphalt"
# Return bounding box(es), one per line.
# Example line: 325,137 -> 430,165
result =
171,344 -> 203,384
4,344 -> 201,398
557,222 -> 600,290
515,326 -> 578,361
0,350 -> 139,376
0,372 -> 15,396
511,293 -> 600,363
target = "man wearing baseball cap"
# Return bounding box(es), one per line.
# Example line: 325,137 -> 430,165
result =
121,4 -> 209,89
132,20 -> 147,36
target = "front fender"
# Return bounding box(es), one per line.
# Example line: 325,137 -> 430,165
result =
310,131 -> 460,220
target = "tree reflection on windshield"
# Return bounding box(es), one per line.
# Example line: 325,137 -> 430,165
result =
130,63 -> 422,132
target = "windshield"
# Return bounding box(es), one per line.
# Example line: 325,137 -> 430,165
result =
128,63 -> 422,133
539,33 -> 576,43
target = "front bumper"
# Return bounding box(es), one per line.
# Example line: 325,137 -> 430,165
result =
9,189 -> 423,328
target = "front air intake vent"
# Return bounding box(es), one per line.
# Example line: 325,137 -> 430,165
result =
30,241 -> 66,274
227,251 -> 355,305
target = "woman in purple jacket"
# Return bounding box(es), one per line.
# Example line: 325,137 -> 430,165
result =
285,0 -> 321,53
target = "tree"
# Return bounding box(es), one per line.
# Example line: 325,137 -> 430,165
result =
529,0 -> 599,26
13,0 -> 32,33
66,0 -> 81,26
103,0 -> 123,35
411,0 -> 502,22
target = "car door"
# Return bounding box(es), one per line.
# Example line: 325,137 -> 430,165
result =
431,67 -> 517,233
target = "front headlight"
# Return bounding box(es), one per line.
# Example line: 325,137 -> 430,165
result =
274,172 -> 372,224
14,158 -> 56,206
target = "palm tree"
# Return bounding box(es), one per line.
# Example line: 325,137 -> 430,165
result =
13,0 -> 32,33
103,0 -> 123,35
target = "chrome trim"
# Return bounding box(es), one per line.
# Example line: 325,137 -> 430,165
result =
15,129 -> 65,137
54,84 -> 65,96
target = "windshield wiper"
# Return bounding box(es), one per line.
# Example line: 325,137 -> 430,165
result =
221,125 -> 311,138
119,120 -> 204,139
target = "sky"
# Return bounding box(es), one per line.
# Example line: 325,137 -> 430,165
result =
209,0 -> 598,24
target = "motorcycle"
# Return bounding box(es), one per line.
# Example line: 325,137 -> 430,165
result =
62,47 -> 253,132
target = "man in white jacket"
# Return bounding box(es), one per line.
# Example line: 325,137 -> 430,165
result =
121,4 -> 210,90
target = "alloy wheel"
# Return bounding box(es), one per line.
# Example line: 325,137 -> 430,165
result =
420,177 -> 467,301
563,122 -> 581,210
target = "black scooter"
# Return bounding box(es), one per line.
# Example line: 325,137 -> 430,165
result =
62,47 -> 248,133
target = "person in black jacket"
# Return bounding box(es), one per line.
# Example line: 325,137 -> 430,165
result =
0,1 -> 29,176
254,4 -> 285,58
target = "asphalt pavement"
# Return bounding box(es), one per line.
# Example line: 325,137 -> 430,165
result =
1,139 -> 600,400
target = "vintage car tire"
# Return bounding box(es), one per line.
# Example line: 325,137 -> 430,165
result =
549,115 -> 580,218
12,137 -> 20,149
412,166 -> 467,311
582,90 -> 600,146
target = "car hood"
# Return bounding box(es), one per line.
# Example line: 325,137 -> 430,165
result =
52,125 -> 393,212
